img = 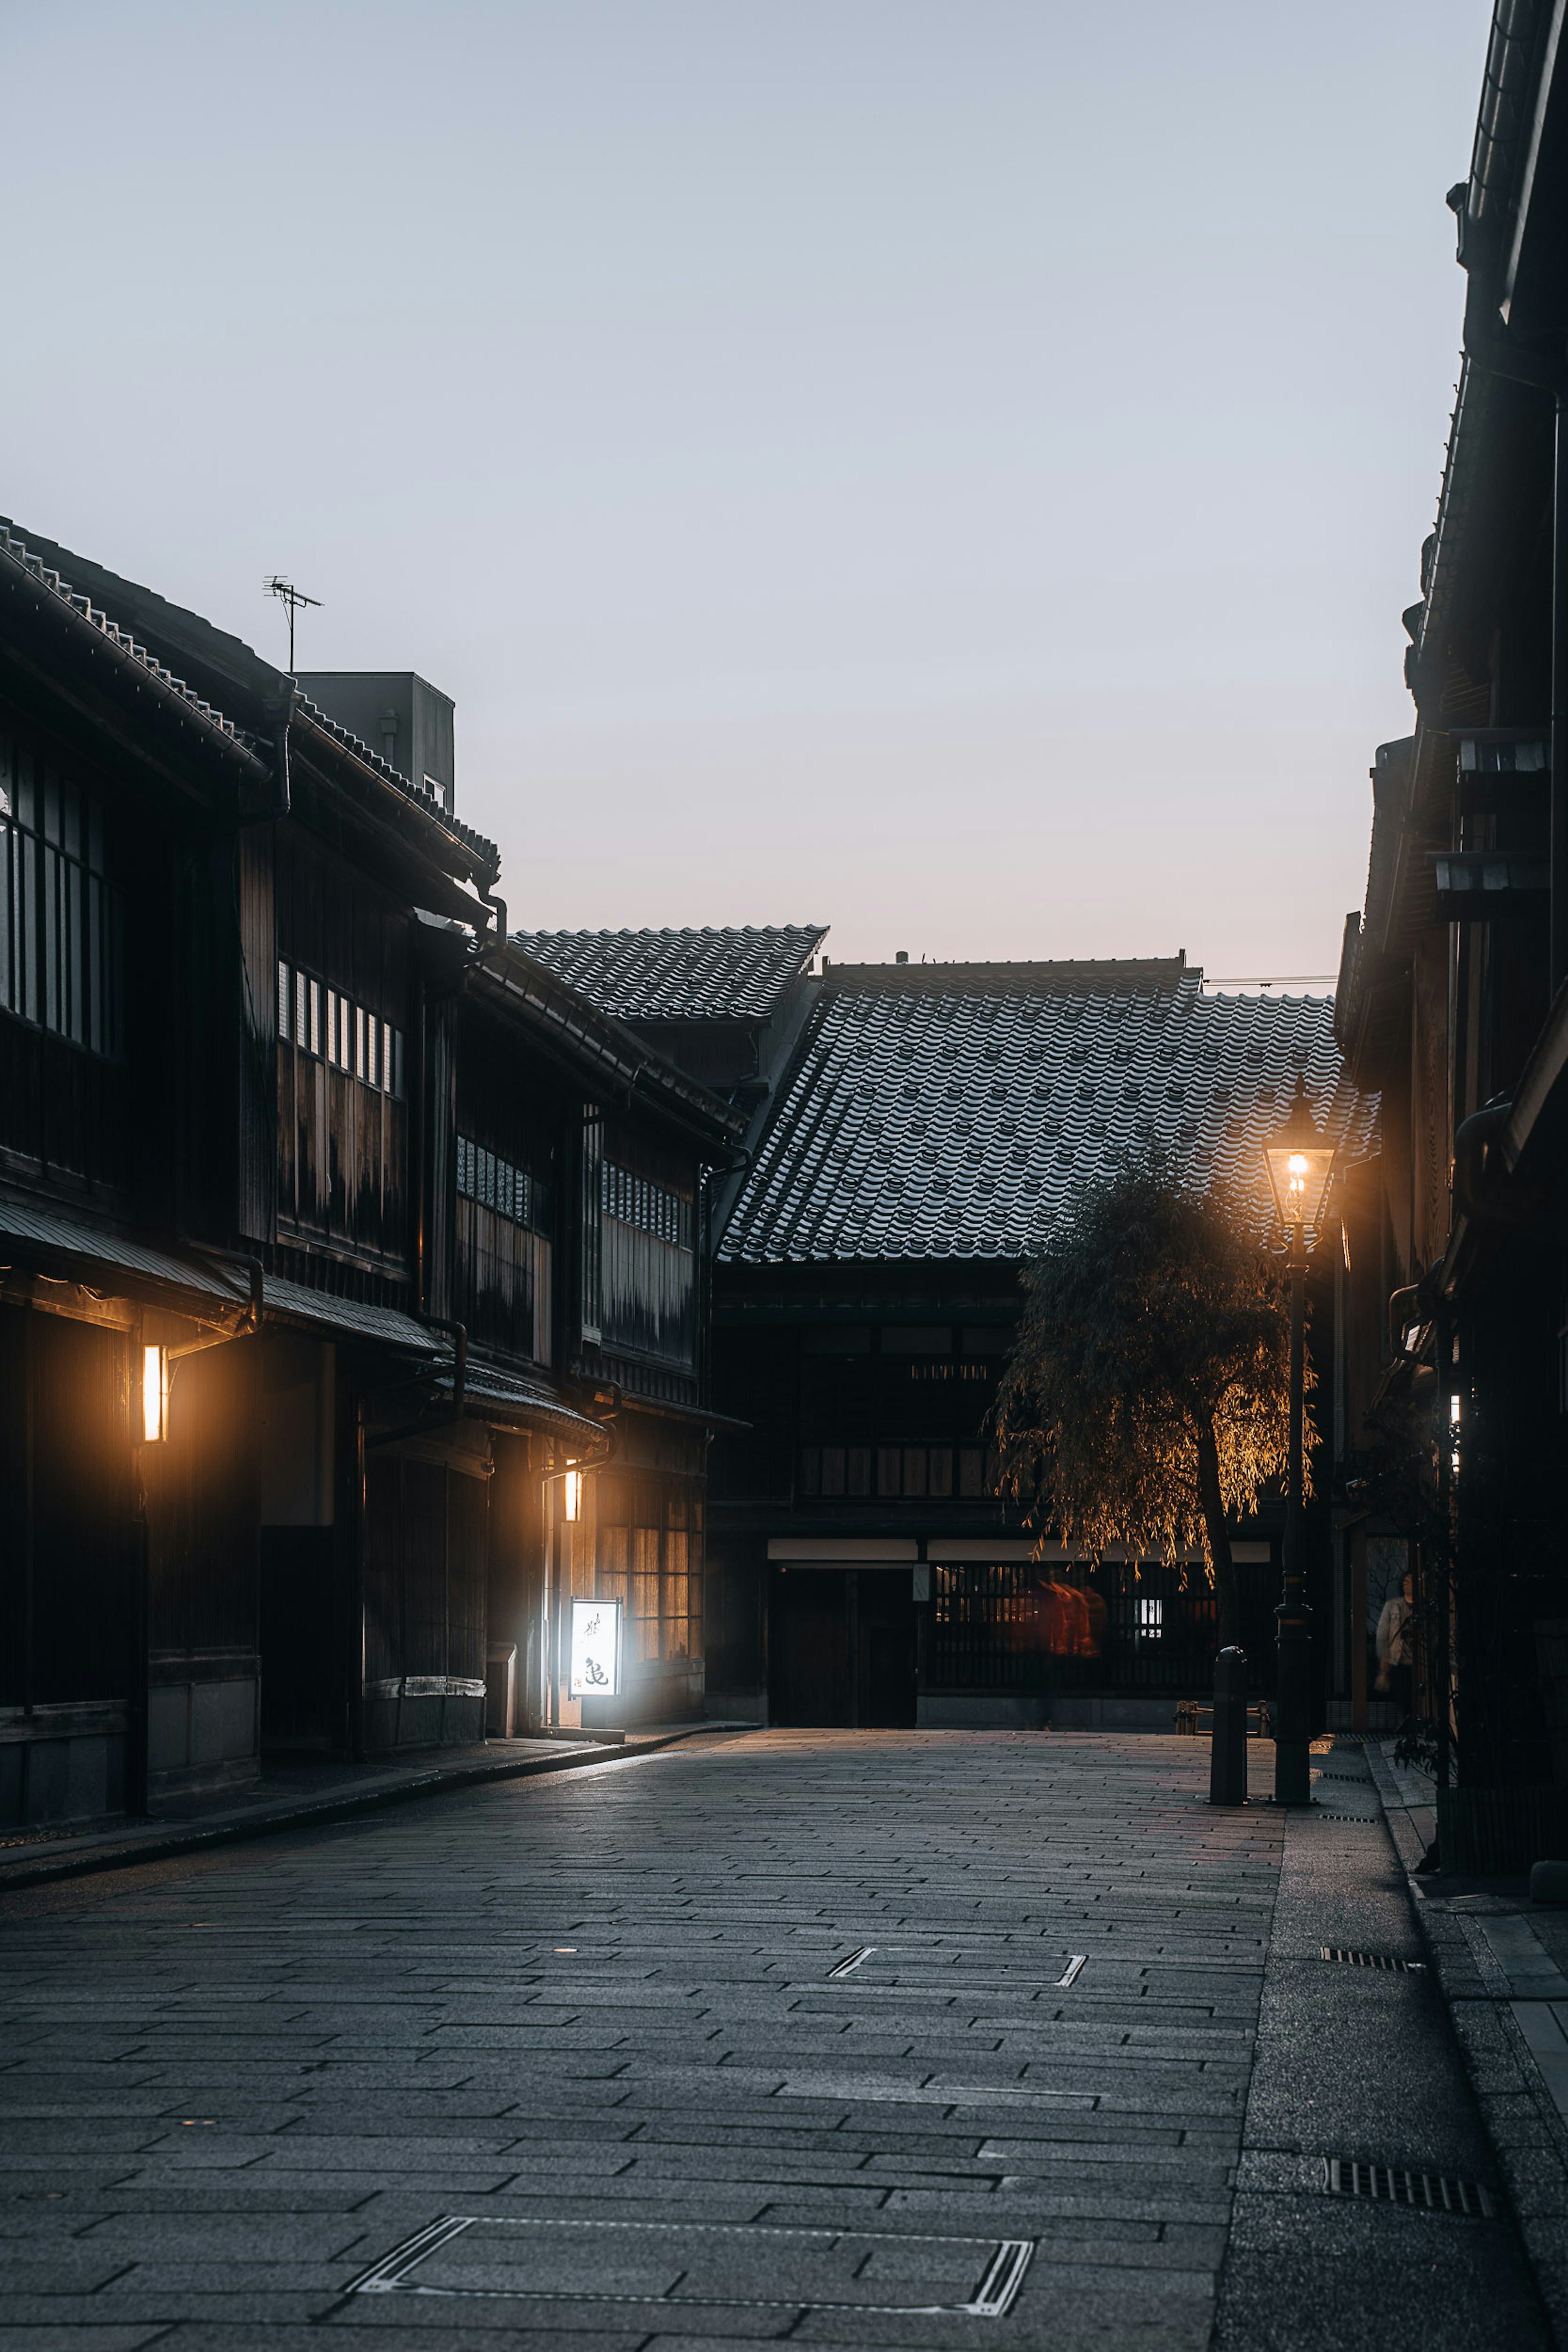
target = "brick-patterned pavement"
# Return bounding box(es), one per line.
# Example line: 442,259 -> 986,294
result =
0,1730 -> 1550,2348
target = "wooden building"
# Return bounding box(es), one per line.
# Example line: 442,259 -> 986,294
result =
0,522 -> 741,1828
700,954 -> 1375,1730
1332,0 -> 1568,1865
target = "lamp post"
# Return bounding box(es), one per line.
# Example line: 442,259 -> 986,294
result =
1262,1077 -> 1336,1808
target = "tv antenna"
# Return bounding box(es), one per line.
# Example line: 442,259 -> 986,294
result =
263,575 -> 322,671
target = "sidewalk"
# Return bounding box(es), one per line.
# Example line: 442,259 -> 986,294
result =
1367,1739 -> 1568,2344
0,1719 -> 751,1896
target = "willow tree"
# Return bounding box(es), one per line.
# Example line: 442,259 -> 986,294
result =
992,1154 -> 1309,1652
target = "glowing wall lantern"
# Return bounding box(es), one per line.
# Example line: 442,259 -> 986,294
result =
562,1467 -> 584,1523
140,1344 -> 169,1444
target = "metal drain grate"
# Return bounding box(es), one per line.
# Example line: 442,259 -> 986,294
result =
1316,1771 -> 1374,1784
826,1947 -> 875,1980
1327,2158 -> 1492,2216
1307,1810 -> 1382,1822
1321,1948 -> 1425,1972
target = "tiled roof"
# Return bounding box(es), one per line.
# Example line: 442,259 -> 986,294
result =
0,521 -> 267,759
511,925 -> 826,1022
438,1362 -> 606,1446
719,964 -> 1377,1265
0,519 -> 497,875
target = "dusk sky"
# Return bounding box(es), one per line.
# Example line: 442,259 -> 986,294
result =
4,2 -> 1488,978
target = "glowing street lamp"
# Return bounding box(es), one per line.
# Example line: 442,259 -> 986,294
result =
1263,1097 -> 1336,1235
562,1467 -> 584,1523
1262,1077 -> 1336,1808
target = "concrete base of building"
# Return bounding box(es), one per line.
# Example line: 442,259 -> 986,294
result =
1045,1694 -> 1191,1731
704,1690 -> 768,1725
149,1670 -> 262,1798
0,1702 -> 127,1827
918,1693 -> 1048,1730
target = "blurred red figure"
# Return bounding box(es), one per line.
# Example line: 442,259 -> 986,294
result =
1029,1576 -> 1105,1660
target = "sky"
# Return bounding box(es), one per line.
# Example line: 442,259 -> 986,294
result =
2,1 -> 1490,977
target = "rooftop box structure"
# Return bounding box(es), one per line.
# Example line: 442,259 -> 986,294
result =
298,672 -> 455,814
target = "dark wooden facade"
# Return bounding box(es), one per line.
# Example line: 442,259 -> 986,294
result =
0,521 -> 742,1826
1333,9 -> 1568,1865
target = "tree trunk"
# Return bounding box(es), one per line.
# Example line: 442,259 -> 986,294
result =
1196,1417 -> 1238,1652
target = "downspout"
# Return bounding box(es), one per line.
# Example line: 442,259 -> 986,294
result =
412,972 -> 428,1314
363,1315 -> 468,1451
239,687 -> 294,827
478,881 -> 508,959
184,1246 -> 265,1341
423,1314 -> 467,1420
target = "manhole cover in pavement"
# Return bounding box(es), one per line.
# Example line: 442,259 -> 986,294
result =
348,2217 -> 1035,2319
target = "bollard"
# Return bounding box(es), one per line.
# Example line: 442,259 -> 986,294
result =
1209,1646 -> 1248,1806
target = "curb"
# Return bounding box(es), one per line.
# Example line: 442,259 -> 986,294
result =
0,1722 -> 753,1897
1365,1740 -> 1568,2349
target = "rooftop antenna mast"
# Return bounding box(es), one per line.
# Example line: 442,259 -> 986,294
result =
263,575 -> 322,672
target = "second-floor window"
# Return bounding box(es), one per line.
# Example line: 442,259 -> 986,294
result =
0,734 -> 122,1059
602,1162 -> 693,1248
454,1130 -> 553,1362
456,1135 -> 552,1231
277,961 -> 404,1097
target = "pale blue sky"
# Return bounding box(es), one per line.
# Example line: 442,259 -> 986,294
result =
3,2 -> 1489,972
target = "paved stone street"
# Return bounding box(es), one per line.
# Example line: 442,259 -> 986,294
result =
0,1732 -> 1551,2349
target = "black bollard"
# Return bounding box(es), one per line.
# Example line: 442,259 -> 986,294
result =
1209,1645 -> 1248,1806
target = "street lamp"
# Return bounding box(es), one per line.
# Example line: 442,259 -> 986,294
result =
1262,1076 -> 1336,1807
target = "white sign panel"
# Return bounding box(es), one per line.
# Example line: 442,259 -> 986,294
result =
569,1598 -> 621,1699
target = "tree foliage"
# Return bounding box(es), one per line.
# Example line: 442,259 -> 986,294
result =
992,1153 -> 1310,1650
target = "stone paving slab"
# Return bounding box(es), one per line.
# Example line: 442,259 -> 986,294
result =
0,1728 -> 1555,2348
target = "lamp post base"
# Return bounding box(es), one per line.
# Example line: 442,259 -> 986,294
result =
1274,1614 -> 1314,1806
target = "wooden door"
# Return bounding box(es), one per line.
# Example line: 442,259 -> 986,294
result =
859,1577 -> 918,1728
769,1568 -> 850,1726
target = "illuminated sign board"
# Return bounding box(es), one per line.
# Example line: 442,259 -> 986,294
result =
569,1598 -> 621,1699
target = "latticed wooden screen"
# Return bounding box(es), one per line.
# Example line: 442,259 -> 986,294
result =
928,1561 -> 1279,1693
588,1476 -> 702,1672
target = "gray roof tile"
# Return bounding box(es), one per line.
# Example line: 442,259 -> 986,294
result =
719,964 -> 1377,1264
0,521 -> 265,758
511,925 -> 826,1022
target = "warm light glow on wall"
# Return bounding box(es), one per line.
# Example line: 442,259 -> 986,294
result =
562,1468 -> 583,1523
141,1344 -> 169,1443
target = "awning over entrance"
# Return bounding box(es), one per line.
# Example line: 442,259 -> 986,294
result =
0,1198 -> 242,1325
